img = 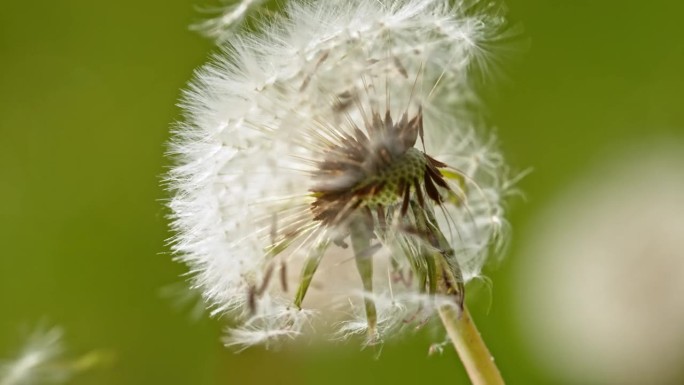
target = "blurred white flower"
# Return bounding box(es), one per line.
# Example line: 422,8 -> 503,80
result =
168,0 -> 518,347
0,326 -> 69,385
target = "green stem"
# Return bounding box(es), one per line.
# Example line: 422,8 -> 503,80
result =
438,305 -> 504,385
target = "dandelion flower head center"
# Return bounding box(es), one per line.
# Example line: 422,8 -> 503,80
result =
310,106 -> 453,227
355,147 -> 426,206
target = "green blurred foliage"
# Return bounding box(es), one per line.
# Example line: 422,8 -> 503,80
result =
1,0 -> 682,384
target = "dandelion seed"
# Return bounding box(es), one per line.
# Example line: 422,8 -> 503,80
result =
160,281 -> 209,321
0,326 -> 69,385
0,325 -> 112,385
168,0 -> 518,348
192,0 -> 268,41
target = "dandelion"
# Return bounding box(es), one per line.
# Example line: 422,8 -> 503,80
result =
168,0 -> 518,382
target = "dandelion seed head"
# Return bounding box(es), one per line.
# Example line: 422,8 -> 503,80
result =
168,0 -> 518,347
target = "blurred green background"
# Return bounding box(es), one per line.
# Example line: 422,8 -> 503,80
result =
1,0 -> 683,384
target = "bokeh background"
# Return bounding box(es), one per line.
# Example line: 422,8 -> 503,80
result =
2,0 -> 683,384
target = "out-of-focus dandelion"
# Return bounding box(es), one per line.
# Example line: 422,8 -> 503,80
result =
168,0 -> 519,382
517,142 -> 684,385
0,326 -> 68,385
0,325 -> 114,385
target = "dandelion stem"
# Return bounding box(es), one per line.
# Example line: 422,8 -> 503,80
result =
438,305 -> 504,385
410,202 -> 499,382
